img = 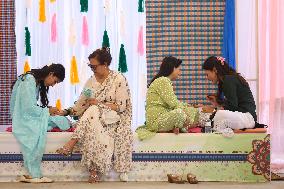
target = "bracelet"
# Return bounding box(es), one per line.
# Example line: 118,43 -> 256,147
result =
64,108 -> 71,116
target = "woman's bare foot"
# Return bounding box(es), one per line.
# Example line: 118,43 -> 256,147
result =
56,139 -> 78,156
173,128 -> 180,134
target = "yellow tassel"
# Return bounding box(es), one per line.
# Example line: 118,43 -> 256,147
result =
70,56 -> 80,84
24,60 -> 31,73
50,0 -> 56,3
39,0 -> 46,22
56,99 -> 62,110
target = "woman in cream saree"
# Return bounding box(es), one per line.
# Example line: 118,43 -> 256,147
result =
57,47 -> 133,183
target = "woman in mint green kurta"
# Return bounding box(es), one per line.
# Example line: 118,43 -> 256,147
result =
10,64 -> 70,183
136,56 -> 199,140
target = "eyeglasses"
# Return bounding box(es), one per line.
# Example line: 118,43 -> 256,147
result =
88,64 -> 99,70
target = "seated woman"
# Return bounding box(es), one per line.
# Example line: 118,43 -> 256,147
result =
56,47 -> 133,183
136,56 -> 199,140
10,64 -> 70,183
202,56 -> 257,134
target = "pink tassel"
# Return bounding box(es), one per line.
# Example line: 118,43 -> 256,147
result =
51,13 -> 57,42
137,26 -> 144,56
82,16 -> 89,46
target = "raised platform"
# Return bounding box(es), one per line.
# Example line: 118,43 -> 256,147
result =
0,132 -> 270,182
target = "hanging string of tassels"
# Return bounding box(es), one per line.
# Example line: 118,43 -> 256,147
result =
137,26 -> 144,56
24,60 -> 31,73
138,0 -> 144,12
80,0 -> 88,12
82,16 -> 89,46
118,44 -> 128,73
102,30 -> 110,47
39,0 -> 46,22
56,99 -> 62,110
25,27 -> 31,56
50,0 -> 56,3
51,13 -> 57,42
70,56 -> 80,85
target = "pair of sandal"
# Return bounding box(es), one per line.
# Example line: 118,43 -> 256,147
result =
88,172 -> 129,183
167,173 -> 198,184
88,170 -> 101,183
89,173 -> 100,183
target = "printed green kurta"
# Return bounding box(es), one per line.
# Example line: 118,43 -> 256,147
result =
136,77 -> 199,140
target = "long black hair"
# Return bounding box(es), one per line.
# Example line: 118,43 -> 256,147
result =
148,56 -> 182,87
14,64 -> 65,107
202,56 -> 248,103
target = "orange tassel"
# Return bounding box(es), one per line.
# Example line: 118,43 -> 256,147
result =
39,0 -> 46,22
24,60 -> 31,73
56,99 -> 62,110
70,56 -> 80,84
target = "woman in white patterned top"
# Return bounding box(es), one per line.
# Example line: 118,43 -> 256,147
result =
57,47 -> 133,183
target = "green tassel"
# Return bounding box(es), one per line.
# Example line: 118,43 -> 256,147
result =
138,0 -> 144,12
80,0 -> 88,12
25,27 -> 31,56
118,44 -> 128,73
102,30 -> 110,48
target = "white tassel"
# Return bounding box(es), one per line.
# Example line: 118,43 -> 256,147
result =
104,0 -> 111,14
79,60 -> 92,88
25,0 -> 32,8
69,19 -> 76,46
120,10 -> 125,38
140,74 -> 147,99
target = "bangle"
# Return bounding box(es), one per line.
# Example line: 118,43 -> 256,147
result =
64,108 -> 71,116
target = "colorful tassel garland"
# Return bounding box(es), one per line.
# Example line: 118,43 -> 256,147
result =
118,44 -> 128,73
69,19 -> 76,45
82,16 -> 89,46
56,99 -> 62,110
51,14 -> 57,42
39,0 -> 46,22
70,56 -> 80,84
25,0 -> 32,8
138,0 -> 144,12
50,0 -> 56,3
80,0 -> 88,12
25,27 -> 31,56
102,30 -> 110,47
137,26 -> 144,56
24,60 -> 31,73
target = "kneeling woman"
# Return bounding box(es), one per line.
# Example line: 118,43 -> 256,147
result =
136,56 -> 199,140
10,64 -> 70,183
202,56 -> 257,132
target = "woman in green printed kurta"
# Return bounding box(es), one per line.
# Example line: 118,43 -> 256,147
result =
136,56 -> 199,140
